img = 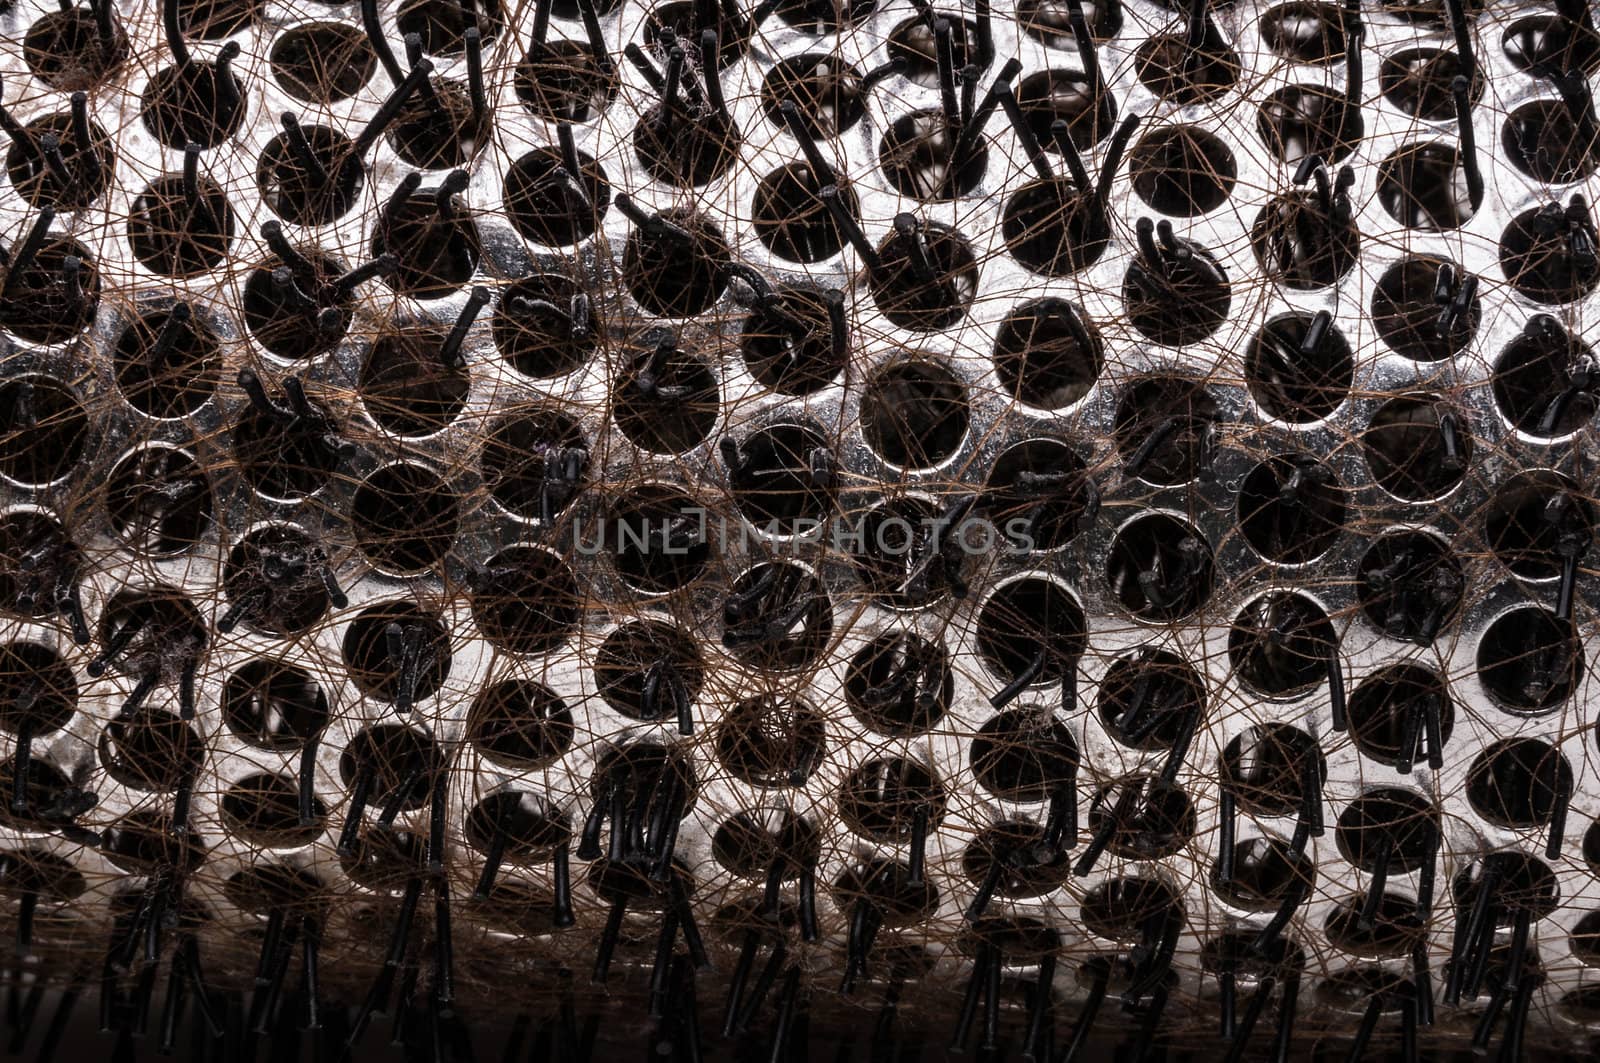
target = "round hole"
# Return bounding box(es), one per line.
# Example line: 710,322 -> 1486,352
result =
230,378 -> 343,500
139,61 -> 247,149
712,810 -> 820,879
594,621 -> 704,721
99,709 -> 203,791
1503,15 -> 1600,76
740,286 -> 846,395
861,361 -> 968,469
101,813 -> 206,873
1259,2 -> 1347,63
832,859 -> 938,929
5,112 -> 114,210
879,108 -> 987,199
0,756 -> 81,833
603,486 -> 710,594
1098,648 -> 1206,751
1451,852 -> 1559,923
721,562 -> 832,672
0,642 -> 75,735
717,698 -> 826,787
1246,312 -> 1353,422
465,792 -> 569,862
225,864 -> 321,915
1369,256 -> 1478,358
962,822 -> 1072,899
1237,453 -> 1346,564
95,587 -> 205,683
1504,99 -> 1599,184
173,0 -> 259,38
589,741 -> 696,821
127,174 -> 234,277
774,0 -> 877,32
240,247 -> 353,361
970,710 -> 1078,803
1017,69 -> 1116,149
340,603 -> 450,706
632,103 -> 741,189
221,659 -> 327,750
982,437 -> 1093,552
1572,912 -> 1600,965
887,15 -> 977,87
1466,738 -> 1573,828
503,146 -> 610,247
762,54 -> 865,139
340,827 -> 425,891
0,377 -> 87,487
1220,724 -> 1325,816
221,525 -> 332,636
846,496 -> 957,609
464,794 -> 569,870
23,9 -> 128,90
339,725 -> 442,814
1357,530 -> 1463,642
1257,84 -> 1361,164
1493,317 -> 1599,437
466,679 -> 573,768
1113,376 -> 1220,485
1136,32 -> 1240,104
991,299 -> 1102,409
1376,142 -> 1480,231
611,336 -> 719,454
845,632 -> 951,736
0,235 -> 99,344
1324,892 -> 1424,957
1477,607 -> 1583,712
396,0 -> 499,54
270,22 -> 376,103
257,124 -> 363,227
1500,203 -> 1600,305
1019,0 -> 1120,45
1001,178 -> 1109,276
1334,788 -> 1439,871
0,511 -> 78,621
387,76 -> 489,170
1122,232 -> 1231,345
752,165 -> 855,264
1250,186 -> 1361,289
1361,393 -> 1471,501
839,758 -> 945,842
623,208 -> 729,317
642,0 -> 749,66
868,219 -> 978,331
1228,593 -> 1334,698
469,546 -> 580,655
480,406 -> 588,520
1214,837 -> 1314,910
515,40 -> 617,123
1106,513 -> 1215,622
113,306 -> 220,418
359,323 -> 470,437
1379,48 -> 1480,120
1347,665 -> 1454,767
976,576 -> 1086,684
107,447 -> 212,562
1080,876 -> 1182,941
1130,125 -> 1237,216
351,464 -> 459,574
1484,470 -> 1592,579
1088,776 -> 1195,860
221,773 -> 323,848
371,187 -> 481,300
492,273 -> 598,379
728,423 -> 836,532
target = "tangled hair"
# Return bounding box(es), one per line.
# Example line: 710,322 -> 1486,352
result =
3,0 -> 1600,1059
